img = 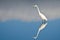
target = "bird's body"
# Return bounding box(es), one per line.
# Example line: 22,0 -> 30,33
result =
33,5 -> 48,39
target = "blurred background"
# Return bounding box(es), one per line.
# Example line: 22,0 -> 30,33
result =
0,0 -> 60,40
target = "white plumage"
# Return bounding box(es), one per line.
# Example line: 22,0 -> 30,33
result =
33,5 -> 48,39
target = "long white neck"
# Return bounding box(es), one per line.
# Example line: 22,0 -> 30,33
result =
34,5 -> 47,21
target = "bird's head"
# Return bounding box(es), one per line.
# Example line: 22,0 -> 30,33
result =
33,4 -> 38,8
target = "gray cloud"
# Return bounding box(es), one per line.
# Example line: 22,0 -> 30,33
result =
0,0 -> 60,22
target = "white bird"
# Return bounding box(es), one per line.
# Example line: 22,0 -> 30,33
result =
33,5 -> 48,39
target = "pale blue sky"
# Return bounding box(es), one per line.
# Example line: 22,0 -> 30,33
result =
0,0 -> 60,40
0,19 -> 60,40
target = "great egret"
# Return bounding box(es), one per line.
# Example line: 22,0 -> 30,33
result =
33,5 -> 48,39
